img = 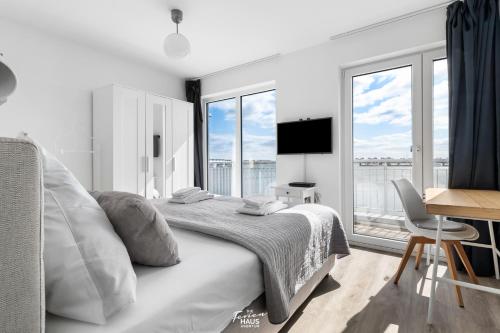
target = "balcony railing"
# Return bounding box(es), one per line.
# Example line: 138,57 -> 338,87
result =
353,158 -> 449,220
207,158 -> 449,223
208,160 -> 233,196
208,160 -> 276,197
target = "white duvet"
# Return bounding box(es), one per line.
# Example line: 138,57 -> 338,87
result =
46,228 -> 263,333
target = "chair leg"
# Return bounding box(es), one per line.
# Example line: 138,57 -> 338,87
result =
394,236 -> 418,285
415,243 -> 425,270
426,244 -> 431,266
453,241 -> 479,285
443,242 -> 464,307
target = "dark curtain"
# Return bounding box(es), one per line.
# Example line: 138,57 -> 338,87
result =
186,80 -> 204,188
447,0 -> 500,276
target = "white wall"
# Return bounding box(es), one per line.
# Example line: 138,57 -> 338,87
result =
0,19 -> 185,189
202,8 -> 447,211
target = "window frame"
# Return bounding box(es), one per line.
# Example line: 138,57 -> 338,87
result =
203,83 -> 276,197
423,48 -> 447,190
205,97 -> 239,196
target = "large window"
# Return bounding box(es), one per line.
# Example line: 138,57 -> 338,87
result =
206,88 -> 276,197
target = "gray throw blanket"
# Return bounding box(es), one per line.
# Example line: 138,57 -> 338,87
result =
152,197 -> 350,324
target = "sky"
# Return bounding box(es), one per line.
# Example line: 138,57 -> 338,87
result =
353,59 -> 449,160
207,90 -> 276,161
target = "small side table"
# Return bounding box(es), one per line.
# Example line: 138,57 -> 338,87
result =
273,184 -> 318,205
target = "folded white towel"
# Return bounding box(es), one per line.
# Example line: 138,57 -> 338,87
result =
172,187 -> 201,198
242,196 -> 278,208
169,190 -> 214,204
237,201 -> 288,216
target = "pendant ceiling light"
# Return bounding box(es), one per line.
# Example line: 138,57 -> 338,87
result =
164,9 -> 191,59
0,52 -> 17,106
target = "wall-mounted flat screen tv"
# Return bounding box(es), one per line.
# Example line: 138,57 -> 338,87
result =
277,117 -> 333,154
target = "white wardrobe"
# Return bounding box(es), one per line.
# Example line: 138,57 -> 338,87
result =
92,84 -> 194,198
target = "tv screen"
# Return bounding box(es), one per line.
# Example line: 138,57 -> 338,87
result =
277,117 -> 332,154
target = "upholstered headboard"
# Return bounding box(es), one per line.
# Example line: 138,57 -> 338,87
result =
0,138 -> 44,332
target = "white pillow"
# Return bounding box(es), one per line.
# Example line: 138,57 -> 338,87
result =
32,138 -> 137,324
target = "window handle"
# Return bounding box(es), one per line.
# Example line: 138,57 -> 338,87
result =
410,145 -> 422,153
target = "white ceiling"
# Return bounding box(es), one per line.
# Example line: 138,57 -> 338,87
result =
0,0 -> 446,78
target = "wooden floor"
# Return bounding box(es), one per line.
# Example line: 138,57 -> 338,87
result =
280,247 -> 500,333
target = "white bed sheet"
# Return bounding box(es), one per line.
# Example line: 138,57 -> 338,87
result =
46,227 -> 263,333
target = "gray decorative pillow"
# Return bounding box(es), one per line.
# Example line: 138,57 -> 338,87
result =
91,191 -> 180,267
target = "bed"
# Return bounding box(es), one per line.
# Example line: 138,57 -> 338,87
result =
0,138 -> 348,333
45,197 -> 346,332
45,226 -> 337,333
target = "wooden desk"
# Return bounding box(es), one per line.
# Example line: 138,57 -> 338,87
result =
424,188 -> 500,324
425,188 -> 500,220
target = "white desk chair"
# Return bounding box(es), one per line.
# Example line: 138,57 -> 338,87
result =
391,179 -> 480,307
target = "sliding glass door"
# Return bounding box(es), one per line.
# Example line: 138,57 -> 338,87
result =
344,48 -> 448,249
206,87 -> 277,197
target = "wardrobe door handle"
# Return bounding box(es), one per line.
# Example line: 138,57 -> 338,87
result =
172,156 -> 176,172
146,157 -> 150,172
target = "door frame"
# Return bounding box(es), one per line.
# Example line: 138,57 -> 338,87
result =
342,53 -> 423,251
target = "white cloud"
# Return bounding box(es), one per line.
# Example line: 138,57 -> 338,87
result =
353,90 -> 411,126
353,75 -> 375,96
353,60 -> 450,160
208,133 -> 235,160
242,132 -> 276,161
433,70 -> 449,130
353,67 -> 412,126
353,67 -> 411,108
207,92 -> 277,161
208,132 -> 276,161
354,131 -> 412,159
207,99 -> 237,121
242,91 -> 276,128
433,59 -> 448,79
